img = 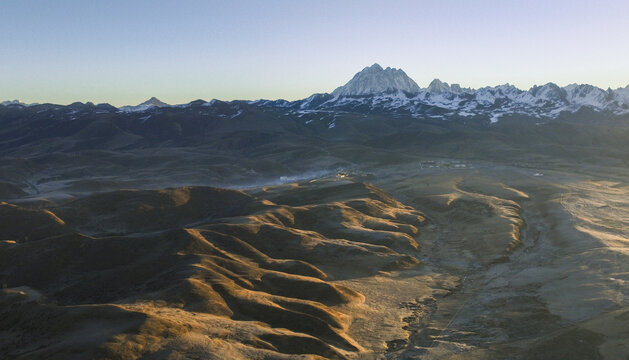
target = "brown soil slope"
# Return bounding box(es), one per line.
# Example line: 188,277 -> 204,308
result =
0,179 -> 425,359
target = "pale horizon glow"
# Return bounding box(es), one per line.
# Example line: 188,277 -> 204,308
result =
2,0 -> 629,106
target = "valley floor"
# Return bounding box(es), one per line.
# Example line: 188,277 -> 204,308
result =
353,162 -> 629,359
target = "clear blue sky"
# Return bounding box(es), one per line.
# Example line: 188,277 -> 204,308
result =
2,0 -> 628,106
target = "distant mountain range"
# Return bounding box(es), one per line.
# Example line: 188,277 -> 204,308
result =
3,63 -> 629,123
255,64 -> 629,123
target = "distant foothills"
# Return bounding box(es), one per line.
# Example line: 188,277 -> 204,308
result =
3,63 -> 629,123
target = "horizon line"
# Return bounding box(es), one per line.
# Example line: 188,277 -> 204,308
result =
4,78 -> 629,108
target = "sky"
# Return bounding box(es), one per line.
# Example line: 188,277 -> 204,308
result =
2,0 -> 629,106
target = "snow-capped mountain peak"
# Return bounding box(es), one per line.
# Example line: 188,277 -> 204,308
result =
119,97 -> 171,112
331,63 -> 420,96
529,83 -> 566,102
426,79 -> 452,93
614,85 -> 629,102
140,97 -> 169,107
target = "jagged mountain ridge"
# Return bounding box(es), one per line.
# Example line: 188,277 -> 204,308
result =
256,64 -> 629,121
3,64 -> 629,122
